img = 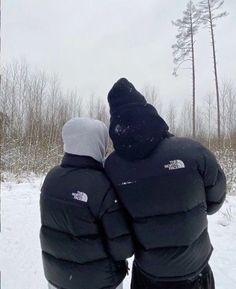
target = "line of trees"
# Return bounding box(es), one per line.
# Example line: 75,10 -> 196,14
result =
0,61 -> 235,179
0,61 -> 109,175
172,0 -> 228,139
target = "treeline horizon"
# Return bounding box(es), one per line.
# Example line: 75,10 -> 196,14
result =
0,61 -> 235,193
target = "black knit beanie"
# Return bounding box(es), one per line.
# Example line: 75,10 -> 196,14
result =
108,78 -> 169,160
108,78 -> 146,113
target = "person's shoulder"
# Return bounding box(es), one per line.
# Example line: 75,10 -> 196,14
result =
166,135 -> 202,145
104,151 -> 125,174
41,165 -> 61,192
84,168 -> 114,216
75,163 -> 112,195
163,135 -> 205,151
105,150 -> 116,162
156,136 -> 208,163
89,167 -> 111,187
104,151 -> 117,167
44,165 -> 61,181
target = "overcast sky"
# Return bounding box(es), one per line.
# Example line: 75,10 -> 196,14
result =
3,0 -> 236,108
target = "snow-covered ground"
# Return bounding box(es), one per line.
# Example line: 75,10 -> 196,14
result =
0,178 -> 236,289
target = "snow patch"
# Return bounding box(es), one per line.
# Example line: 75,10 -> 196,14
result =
0,179 -> 236,289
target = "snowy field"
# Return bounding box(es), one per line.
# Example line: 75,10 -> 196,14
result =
0,178 -> 236,289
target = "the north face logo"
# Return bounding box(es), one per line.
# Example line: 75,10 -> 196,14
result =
72,191 -> 88,202
164,160 -> 185,170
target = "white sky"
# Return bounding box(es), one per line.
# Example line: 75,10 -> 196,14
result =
3,0 -> 236,108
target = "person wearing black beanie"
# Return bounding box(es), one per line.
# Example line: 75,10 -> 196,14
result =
105,78 -> 226,289
108,78 -> 169,160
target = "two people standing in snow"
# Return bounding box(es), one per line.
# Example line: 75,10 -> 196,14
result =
40,78 -> 226,289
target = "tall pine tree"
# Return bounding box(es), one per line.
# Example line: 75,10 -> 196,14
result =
198,0 -> 228,140
172,1 -> 201,138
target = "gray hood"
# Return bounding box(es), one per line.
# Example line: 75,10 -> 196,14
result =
62,117 -> 109,163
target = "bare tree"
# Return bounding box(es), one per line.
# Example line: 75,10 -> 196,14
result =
143,85 -> 162,114
0,61 -> 83,174
172,1 -> 201,138
204,93 -> 216,148
196,106 -> 206,140
198,0 -> 228,140
177,100 -> 193,137
88,95 -> 109,125
166,102 -> 176,134
220,81 -> 236,143
2,59 -> 236,179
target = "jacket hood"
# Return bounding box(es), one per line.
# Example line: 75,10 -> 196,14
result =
62,117 -> 109,163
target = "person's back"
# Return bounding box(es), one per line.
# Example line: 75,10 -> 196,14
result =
40,117 -> 134,289
106,135 -> 226,278
105,79 -> 226,289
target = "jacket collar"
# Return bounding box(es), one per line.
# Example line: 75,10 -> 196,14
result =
61,153 -> 104,171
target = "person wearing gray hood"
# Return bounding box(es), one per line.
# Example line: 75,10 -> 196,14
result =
40,117 -> 134,289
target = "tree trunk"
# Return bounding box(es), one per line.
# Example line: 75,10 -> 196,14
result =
190,13 -> 196,138
208,0 -> 221,140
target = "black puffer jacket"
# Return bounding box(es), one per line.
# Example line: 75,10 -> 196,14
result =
105,136 -> 226,280
40,154 -> 134,289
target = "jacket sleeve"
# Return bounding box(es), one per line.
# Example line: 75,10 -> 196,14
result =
199,147 -> 227,215
99,187 -> 134,261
